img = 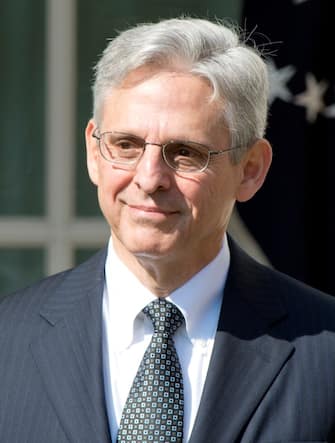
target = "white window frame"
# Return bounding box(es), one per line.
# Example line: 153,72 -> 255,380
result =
0,0 -> 109,277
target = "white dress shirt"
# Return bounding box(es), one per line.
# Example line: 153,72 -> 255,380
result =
102,235 -> 230,442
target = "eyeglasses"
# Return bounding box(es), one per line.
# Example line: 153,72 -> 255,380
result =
92,130 -> 243,173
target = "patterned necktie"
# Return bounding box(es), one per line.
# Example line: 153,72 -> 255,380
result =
117,298 -> 185,443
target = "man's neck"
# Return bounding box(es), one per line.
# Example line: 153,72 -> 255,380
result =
110,234 -> 223,296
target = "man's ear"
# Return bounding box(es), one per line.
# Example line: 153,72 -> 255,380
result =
236,138 -> 272,202
85,119 -> 99,186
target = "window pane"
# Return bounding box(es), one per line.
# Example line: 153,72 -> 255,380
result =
0,249 -> 44,298
75,0 -> 243,216
0,0 -> 46,216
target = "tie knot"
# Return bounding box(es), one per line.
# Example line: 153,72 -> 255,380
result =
143,298 -> 184,337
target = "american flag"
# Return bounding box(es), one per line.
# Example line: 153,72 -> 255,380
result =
237,0 -> 335,295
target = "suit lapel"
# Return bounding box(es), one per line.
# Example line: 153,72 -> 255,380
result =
29,239 -> 294,442
189,239 -> 294,442
31,249 -> 112,443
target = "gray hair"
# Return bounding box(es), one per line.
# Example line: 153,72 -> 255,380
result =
92,17 -> 269,162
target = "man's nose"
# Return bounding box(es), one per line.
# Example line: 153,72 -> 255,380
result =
133,144 -> 172,194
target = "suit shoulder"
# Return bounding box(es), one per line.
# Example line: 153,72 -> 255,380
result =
259,260 -> 335,308
0,268 -> 71,325
0,248 -> 107,325
255,259 -> 335,336
229,237 -> 335,323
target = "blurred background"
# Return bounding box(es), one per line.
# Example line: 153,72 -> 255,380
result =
1,0 -> 334,297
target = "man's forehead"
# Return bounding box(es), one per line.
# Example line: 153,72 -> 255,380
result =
114,65 -> 205,91
97,66 -> 228,143
102,68 -> 219,119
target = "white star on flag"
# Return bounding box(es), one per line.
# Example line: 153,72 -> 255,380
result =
294,73 -> 328,123
323,89 -> 335,118
323,104 -> 335,118
267,59 -> 296,105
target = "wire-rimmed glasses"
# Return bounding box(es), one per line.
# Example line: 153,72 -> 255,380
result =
93,129 -> 242,173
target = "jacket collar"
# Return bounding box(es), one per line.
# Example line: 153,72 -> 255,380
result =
189,237 -> 293,443
31,248 -> 112,443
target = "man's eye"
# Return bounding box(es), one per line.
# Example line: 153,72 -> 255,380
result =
172,144 -> 203,159
169,144 -> 199,158
177,146 -> 193,157
115,139 -> 138,150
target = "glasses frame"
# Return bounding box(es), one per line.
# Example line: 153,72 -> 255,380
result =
92,129 -> 243,173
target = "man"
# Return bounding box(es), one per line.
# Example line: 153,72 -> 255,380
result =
1,17 -> 335,443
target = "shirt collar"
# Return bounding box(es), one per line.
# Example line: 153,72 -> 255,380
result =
104,235 -> 230,350
168,238 -> 230,343
104,241 -> 156,350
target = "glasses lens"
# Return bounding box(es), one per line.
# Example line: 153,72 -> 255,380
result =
164,142 -> 209,172
101,133 -> 144,163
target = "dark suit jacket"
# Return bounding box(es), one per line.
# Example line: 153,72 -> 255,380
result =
1,238 -> 335,443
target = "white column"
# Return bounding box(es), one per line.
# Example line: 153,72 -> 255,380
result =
45,0 -> 77,274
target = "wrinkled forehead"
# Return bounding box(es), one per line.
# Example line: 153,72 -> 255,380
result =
95,64 -> 218,115
96,67 -> 230,146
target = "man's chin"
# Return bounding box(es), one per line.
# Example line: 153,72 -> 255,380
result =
111,229 -> 183,260
131,245 -> 176,260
